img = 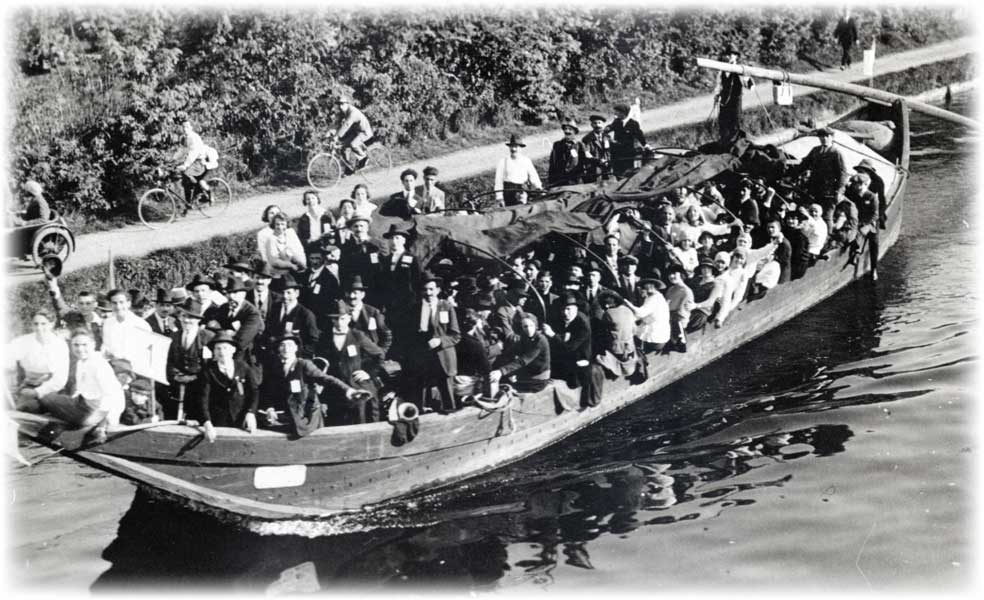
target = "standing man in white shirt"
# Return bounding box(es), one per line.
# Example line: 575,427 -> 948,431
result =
420,166 -> 446,214
494,134 -> 542,207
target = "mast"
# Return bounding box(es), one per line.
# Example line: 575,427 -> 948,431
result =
696,57 -> 977,129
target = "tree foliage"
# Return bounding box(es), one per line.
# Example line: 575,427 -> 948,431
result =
8,6 -> 967,221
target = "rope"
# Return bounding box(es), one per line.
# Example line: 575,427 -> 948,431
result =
469,385 -> 516,436
750,81 -> 782,135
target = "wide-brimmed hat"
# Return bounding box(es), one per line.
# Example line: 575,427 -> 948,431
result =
186,274 -> 215,290
561,118 -> 579,134
618,255 -> 639,267
253,262 -> 275,279
326,300 -> 352,318
561,293 -> 581,307
421,271 -> 443,286
720,44 -> 740,57
280,273 -> 303,290
382,223 -> 412,240
639,277 -> 666,291
179,301 -> 206,320
155,288 -> 173,304
345,275 -> 368,291
814,126 -> 834,137
854,158 -> 879,175
225,279 -> 248,294
169,288 -> 190,304
275,331 -> 301,345
224,259 -> 253,273
207,330 -> 239,350
505,133 -> 526,148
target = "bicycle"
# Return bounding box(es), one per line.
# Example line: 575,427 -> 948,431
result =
138,168 -> 232,230
306,135 -> 393,190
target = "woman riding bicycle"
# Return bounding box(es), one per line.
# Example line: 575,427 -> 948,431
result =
330,96 -> 373,173
175,120 -> 219,207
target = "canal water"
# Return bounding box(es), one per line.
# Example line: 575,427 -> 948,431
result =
7,93 -> 977,594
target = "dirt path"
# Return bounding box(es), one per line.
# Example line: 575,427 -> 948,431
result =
7,37 -> 974,284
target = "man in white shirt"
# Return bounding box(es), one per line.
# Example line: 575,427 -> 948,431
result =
494,134 -> 542,207
420,166 -> 446,213
800,203 -> 829,259
38,330 -> 125,442
101,288 -> 153,362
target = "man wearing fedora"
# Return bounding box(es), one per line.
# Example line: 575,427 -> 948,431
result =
210,279 -> 264,368
300,244 -> 343,331
197,330 -> 260,443
146,288 -> 181,336
340,215 -> 381,287
376,224 -> 420,315
262,274 -> 319,359
542,293 -> 592,394
165,301 -> 213,420
494,134 -> 542,207
185,273 -> 224,323
379,168 -> 424,220
343,275 -> 394,360
406,273 -> 461,413
581,114 -> 612,183
316,301 -> 386,424
713,45 -> 754,144
548,118 -> 586,186
607,103 -> 646,177
246,262 -> 282,325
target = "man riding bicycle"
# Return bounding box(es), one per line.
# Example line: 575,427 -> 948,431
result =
175,120 -> 219,209
330,96 -> 373,173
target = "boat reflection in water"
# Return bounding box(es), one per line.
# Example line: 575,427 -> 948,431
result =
93,276 -> 899,591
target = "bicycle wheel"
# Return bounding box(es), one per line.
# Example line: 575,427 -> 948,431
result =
198,177 -> 232,217
365,144 -> 393,172
307,153 -> 343,190
138,188 -> 177,229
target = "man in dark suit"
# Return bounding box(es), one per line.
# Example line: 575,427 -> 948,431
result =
344,276 -> 394,359
405,273 -> 460,413
317,301 -> 386,424
607,103 -> 647,177
196,330 -> 261,443
165,301 -> 213,420
340,216 -> 381,288
299,244 -> 343,330
547,118 -> 585,186
247,262 -> 281,325
543,293 -> 594,399
186,273 -> 225,324
378,168 -> 424,220
209,279 -> 264,369
618,255 -> 643,305
581,114 -> 611,183
766,220 -> 793,284
262,274 -> 320,359
526,270 -> 558,327
374,224 -> 420,314
146,288 -> 180,335
491,313 -> 551,393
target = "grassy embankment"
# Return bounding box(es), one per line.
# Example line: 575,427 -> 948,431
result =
6,56 -> 975,330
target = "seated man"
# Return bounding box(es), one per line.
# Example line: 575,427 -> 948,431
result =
332,96 -> 374,171
379,169 -> 424,220
664,264 -> 694,353
542,294 -> 593,392
9,180 -> 52,227
175,120 -> 219,208
453,308 -> 493,400
594,290 -> 639,378
317,301 -> 385,425
491,314 -> 551,393
33,330 -> 125,443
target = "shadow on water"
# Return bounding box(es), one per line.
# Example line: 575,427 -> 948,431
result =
93,274 -> 912,592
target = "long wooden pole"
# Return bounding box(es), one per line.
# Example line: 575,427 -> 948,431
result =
695,57 -> 978,130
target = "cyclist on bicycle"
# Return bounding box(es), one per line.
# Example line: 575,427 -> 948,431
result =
330,96 -> 373,174
175,120 -> 219,208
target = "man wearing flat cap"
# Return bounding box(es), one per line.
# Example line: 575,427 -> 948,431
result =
406,273 -> 460,413
420,166 -> 446,214
713,45 -> 754,144
380,168 -> 424,220
581,114 -> 612,183
494,133 -> 543,207
787,126 -> 848,225
607,103 -> 646,177
548,117 -> 586,186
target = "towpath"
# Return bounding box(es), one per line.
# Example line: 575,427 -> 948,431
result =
7,36 -> 975,283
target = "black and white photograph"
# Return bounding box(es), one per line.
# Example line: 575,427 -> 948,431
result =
2,0 -> 978,596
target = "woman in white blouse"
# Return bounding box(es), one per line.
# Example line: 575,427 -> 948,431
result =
257,204 -> 283,265
8,310 -> 70,410
350,183 -> 377,220
623,278 -> 670,353
264,213 -> 306,278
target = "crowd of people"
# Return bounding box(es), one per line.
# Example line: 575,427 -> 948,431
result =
8,105 -> 889,446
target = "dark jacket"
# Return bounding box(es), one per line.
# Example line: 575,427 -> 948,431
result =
247,288 -> 282,324
379,191 -> 424,221
260,357 -> 351,437
146,312 -> 180,336
408,298 -> 460,376
318,328 -> 385,386
299,266 -> 343,329
197,359 -> 259,428
349,303 -> 393,356
264,301 -> 320,358
774,236 -> 793,284
340,238 -> 382,287
549,312 -> 591,379
457,331 -> 492,378
547,138 -> 585,186
296,212 -> 335,245
211,301 -> 264,360
495,332 -> 551,385
374,251 -> 420,312
167,328 -> 214,383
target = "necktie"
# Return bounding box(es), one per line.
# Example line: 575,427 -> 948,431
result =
257,295 -> 264,317
282,359 -> 291,376
228,301 -> 238,318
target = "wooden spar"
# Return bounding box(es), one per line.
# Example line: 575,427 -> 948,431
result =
695,57 -> 978,130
